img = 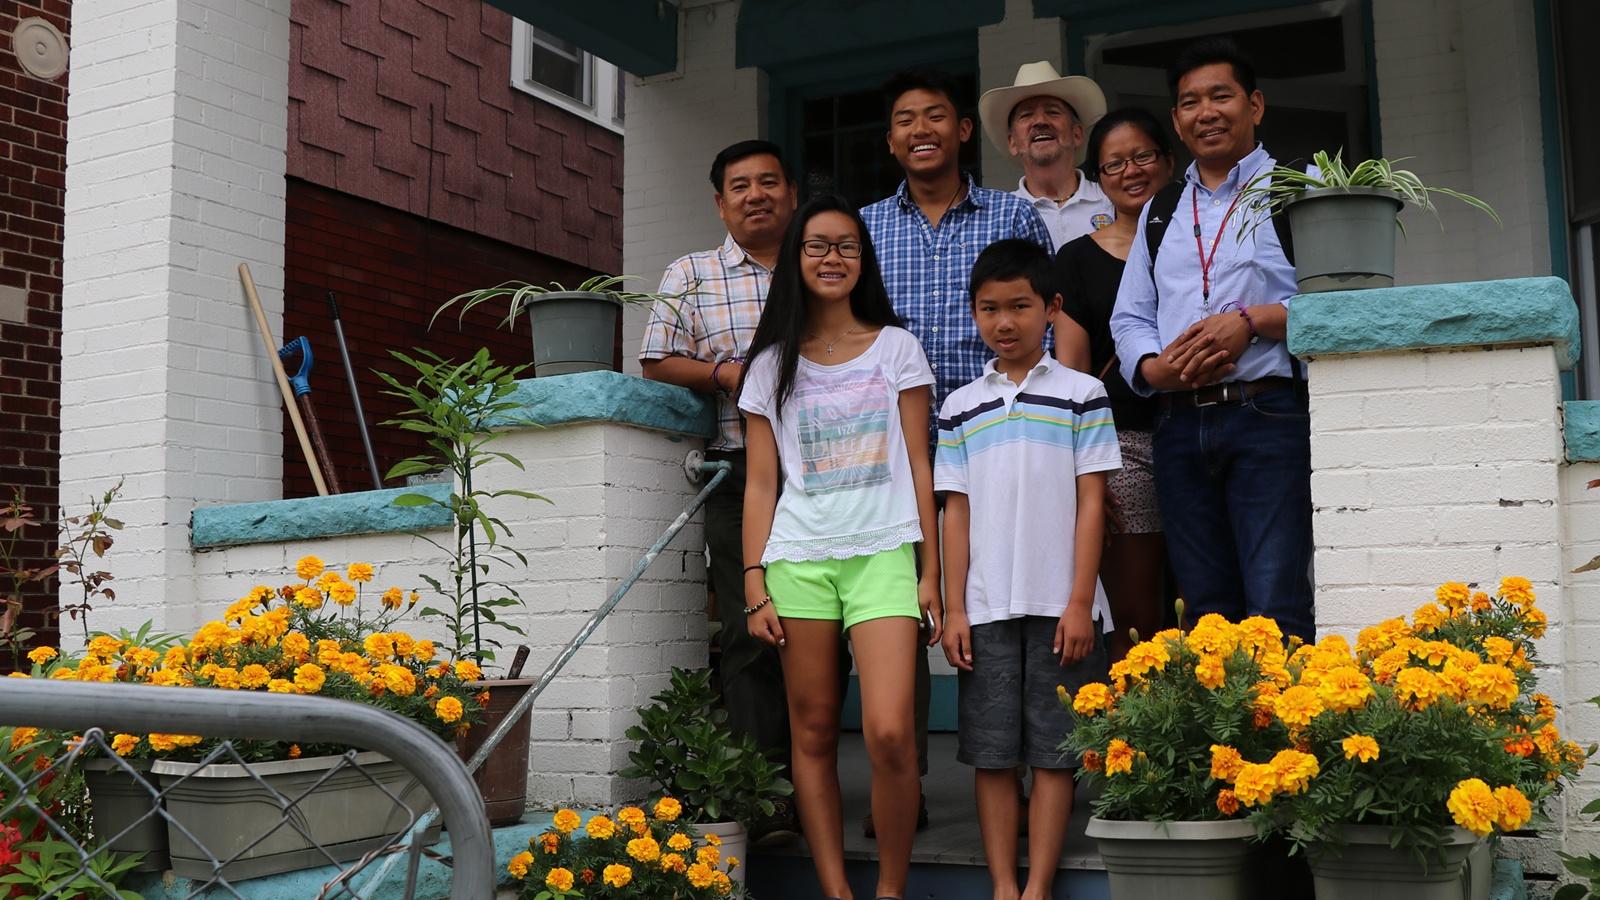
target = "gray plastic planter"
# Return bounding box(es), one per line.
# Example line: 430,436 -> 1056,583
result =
1285,186 -> 1405,293
83,758 -> 169,872
1086,816 -> 1256,900
526,290 -> 621,376
152,751 -> 440,881
1307,824 -> 1480,900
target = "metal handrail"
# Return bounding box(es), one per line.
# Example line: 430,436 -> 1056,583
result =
357,458 -> 733,896
0,679 -> 495,900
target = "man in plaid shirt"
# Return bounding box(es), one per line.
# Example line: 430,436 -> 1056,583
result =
639,140 -> 798,846
857,67 -> 1052,839
862,68 -> 1054,449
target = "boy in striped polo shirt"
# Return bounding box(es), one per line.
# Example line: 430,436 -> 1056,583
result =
935,239 -> 1119,899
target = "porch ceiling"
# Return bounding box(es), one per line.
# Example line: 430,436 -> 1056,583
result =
481,0 -> 680,76
736,0 -> 1005,69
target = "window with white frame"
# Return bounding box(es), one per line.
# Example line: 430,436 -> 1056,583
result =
511,20 -> 625,133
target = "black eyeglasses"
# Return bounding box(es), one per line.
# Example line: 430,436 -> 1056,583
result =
801,240 -> 863,259
1099,149 -> 1163,177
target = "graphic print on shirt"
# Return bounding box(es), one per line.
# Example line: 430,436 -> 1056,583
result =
795,365 -> 892,495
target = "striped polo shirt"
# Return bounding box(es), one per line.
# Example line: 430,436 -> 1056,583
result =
934,355 -> 1121,628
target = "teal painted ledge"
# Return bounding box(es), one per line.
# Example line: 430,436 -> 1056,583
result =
484,370 -> 715,438
192,484 -> 452,550
1566,401 -> 1600,462
1287,276 -> 1580,368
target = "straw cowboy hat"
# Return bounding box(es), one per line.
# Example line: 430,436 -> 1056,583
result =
978,61 -> 1108,164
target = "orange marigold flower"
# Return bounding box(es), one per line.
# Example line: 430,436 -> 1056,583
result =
1216,789 -> 1241,816
544,866 -> 574,891
1210,744 -> 1245,782
586,814 -> 616,840
1105,739 -> 1135,776
507,850 -> 533,879
1081,749 -> 1103,772
434,696 -> 464,724
295,555 -> 324,580
347,562 -> 375,583
1341,734 -> 1380,763
1493,785 -> 1532,831
552,809 -> 581,834
1448,778 -> 1497,836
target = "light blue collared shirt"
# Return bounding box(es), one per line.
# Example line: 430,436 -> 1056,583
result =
1109,144 -> 1299,396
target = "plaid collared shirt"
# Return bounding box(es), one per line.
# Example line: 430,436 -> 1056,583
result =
861,174 -> 1053,443
639,234 -> 771,451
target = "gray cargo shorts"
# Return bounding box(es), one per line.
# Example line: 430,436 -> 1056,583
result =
956,615 -> 1109,770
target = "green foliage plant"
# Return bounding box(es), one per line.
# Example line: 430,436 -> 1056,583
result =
1236,149 -> 1500,238
619,668 -> 793,826
378,348 -> 547,664
432,274 -> 690,332
0,839 -> 143,900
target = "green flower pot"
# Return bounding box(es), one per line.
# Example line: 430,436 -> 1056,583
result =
1308,824 -> 1480,900
1086,817 -> 1256,900
526,291 -> 621,376
83,758 -> 168,873
1285,186 -> 1405,293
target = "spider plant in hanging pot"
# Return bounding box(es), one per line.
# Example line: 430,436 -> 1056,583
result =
435,276 -> 687,377
1237,150 -> 1500,293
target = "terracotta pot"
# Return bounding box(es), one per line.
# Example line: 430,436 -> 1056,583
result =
456,677 -> 536,826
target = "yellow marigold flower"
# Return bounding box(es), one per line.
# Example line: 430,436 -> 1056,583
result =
87,635 -> 124,658
655,796 -> 683,821
1274,685 -> 1325,729
347,562 -> 375,583
363,633 -> 395,660
697,844 -> 720,867
687,861 -> 717,889
538,831 -> 560,854
1470,591 -> 1492,612
124,647 -> 158,669
1522,605 -> 1548,639
1216,789 -> 1241,816
293,586 -> 324,610
1073,683 -> 1114,715
1107,658 -> 1131,693
506,850 -> 533,879
658,851 -> 686,873
1123,640 -> 1170,679
1467,664 -> 1518,710
9,727 -> 39,751
1436,582 -> 1471,609
409,590 -> 421,606
1448,778 -> 1497,837
545,866 -> 575,891
1395,667 -> 1444,710
380,587 -> 404,610
1493,785 -> 1531,831
330,581 -> 357,605
315,570 -> 342,591
163,646 -> 189,669
1500,576 -> 1535,609
1318,668 -> 1374,713
585,814 -> 615,840
1210,744 -> 1245,782
378,663 -> 417,697
315,639 -> 341,666
27,646 -> 56,666
1412,603 -> 1446,633
280,632 -> 310,662
714,871 -> 733,895
147,733 -> 202,752
1194,653 -> 1227,690
602,863 -> 632,888
1232,763 -> 1279,807
1481,636 -> 1515,665
1335,733 -> 1379,762
110,733 -> 139,756
267,678 -> 295,693
1186,614 -> 1239,656
618,805 -> 645,826
412,639 -> 436,662
1237,616 -> 1283,652
666,832 -> 692,852
239,664 -> 272,689
435,696 -> 464,724
553,809 -> 581,834
454,659 -> 483,681
1269,749 -> 1319,795
627,835 -> 660,863
1105,739 -> 1135,776
295,555 -> 325,580
286,743 -> 302,759
293,663 -> 326,694
210,666 -> 242,690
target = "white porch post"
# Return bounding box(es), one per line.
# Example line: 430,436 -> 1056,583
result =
59,0 -> 292,643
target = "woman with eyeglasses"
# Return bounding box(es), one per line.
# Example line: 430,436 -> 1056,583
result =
738,194 -> 939,900
1052,107 -> 1176,662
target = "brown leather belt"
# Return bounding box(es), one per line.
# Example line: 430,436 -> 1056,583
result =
1159,376 -> 1300,410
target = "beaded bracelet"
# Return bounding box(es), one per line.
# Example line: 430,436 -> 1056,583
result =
743,597 -> 771,616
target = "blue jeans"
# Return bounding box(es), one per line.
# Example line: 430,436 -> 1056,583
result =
1151,385 -> 1315,641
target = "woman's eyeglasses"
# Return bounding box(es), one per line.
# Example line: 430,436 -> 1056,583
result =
1099,149 -> 1163,177
801,240 -> 863,258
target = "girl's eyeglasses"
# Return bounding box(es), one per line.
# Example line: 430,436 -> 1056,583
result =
1099,149 -> 1163,177
801,240 -> 863,259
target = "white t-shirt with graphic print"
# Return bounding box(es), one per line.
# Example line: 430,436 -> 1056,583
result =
738,326 -> 936,564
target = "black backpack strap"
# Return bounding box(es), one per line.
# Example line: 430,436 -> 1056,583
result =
1144,181 -> 1186,272
1271,204 -> 1295,266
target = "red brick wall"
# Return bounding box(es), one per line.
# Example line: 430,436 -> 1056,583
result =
281,179 -> 599,499
0,2 -> 68,650
286,0 -> 623,273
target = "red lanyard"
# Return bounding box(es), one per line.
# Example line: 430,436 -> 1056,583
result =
1193,187 -> 1246,312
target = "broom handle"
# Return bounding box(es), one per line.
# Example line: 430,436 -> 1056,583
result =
239,263 -> 329,497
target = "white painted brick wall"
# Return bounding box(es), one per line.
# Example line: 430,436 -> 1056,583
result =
191,419 -> 708,808
60,0 -> 292,645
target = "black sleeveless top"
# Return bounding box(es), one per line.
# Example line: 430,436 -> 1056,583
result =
1055,234 -> 1158,432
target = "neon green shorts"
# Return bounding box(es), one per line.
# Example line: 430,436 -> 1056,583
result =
763,542 -> 920,631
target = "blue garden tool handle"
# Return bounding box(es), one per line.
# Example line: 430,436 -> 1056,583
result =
278,336 -> 313,397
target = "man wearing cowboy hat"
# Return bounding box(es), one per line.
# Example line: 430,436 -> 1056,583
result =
980,61 -> 1115,250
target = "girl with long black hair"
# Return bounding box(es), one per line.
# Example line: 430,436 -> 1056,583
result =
738,194 -> 940,900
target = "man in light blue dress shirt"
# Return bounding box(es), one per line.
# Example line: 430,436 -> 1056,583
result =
1109,37 -> 1314,641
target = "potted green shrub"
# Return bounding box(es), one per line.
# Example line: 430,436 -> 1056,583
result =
619,667 -> 793,884
435,276 -> 686,377
380,347 -> 545,826
1237,150 -> 1499,293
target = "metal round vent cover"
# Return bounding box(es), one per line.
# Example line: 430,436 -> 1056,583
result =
12,17 -> 68,81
